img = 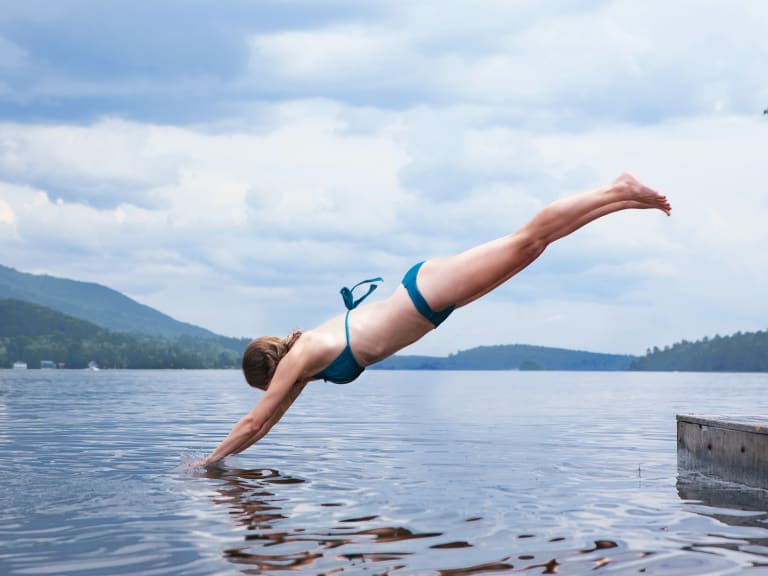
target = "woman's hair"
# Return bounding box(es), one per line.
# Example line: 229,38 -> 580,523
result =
242,330 -> 302,390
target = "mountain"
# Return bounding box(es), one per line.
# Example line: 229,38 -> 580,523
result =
0,298 -> 103,339
0,298 -> 246,369
0,264 -> 215,338
373,343 -> 635,371
3,263 -> 766,373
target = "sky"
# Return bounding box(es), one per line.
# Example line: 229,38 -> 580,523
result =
0,0 -> 766,356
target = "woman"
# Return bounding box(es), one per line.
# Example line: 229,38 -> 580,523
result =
203,173 -> 671,464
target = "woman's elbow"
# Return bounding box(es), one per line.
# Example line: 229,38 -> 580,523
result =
243,414 -> 266,436
246,416 -> 269,436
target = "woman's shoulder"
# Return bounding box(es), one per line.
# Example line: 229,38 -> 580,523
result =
305,311 -> 347,339
291,326 -> 345,376
298,325 -> 344,355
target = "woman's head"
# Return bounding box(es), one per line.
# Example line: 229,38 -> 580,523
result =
242,330 -> 302,390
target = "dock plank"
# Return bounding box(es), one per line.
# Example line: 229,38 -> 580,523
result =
677,414 -> 768,490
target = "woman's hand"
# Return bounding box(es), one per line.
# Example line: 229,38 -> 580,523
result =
203,371 -> 308,463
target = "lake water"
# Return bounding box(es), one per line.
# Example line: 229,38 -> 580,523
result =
2,370 -> 768,575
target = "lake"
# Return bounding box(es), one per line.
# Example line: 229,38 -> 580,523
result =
2,369 -> 768,575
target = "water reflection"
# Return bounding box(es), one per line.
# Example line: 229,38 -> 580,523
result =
7,371 -> 768,575
195,465 -> 629,574
677,472 -> 768,564
198,465 -> 443,572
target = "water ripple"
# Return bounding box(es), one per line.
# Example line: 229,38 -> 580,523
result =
2,370 -> 768,574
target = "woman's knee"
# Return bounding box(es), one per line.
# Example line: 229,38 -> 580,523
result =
512,229 -> 547,262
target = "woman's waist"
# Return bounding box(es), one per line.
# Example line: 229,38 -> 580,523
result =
351,290 -> 434,365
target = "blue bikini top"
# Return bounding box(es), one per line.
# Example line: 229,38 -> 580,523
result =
313,276 -> 383,384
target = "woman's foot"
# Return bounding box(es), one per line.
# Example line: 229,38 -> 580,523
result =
612,172 -> 671,215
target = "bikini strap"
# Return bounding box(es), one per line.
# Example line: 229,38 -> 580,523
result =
340,276 -> 383,310
344,309 -> 352,345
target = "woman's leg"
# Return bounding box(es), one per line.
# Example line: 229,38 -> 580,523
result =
417,173 -> 671,310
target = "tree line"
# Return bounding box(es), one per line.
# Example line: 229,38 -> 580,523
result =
0,298 -> 249,369
2,297 -> 767,372
630,330 -> 768,372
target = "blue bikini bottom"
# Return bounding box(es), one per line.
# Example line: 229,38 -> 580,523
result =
402,261 -> 455,328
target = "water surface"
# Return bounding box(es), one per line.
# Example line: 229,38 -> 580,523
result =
2,369 -> 768,574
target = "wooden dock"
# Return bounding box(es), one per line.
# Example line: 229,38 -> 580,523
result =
677,414 -> 768,490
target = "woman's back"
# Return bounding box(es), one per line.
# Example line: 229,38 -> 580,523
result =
307,285 -> 435,372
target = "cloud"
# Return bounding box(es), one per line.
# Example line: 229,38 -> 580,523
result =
1,1 -> 767,353
0,104 -> 414,331
0,196 -> 15,224
248,26 -> 410,88
0,193 -> 19,245
0,0 -> 376,122
244,0 -> 768,124
4,1 -> 767,125
3,102 -> 764,351
0,118 -> 179,208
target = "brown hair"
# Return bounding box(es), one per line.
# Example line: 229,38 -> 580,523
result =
242,330 -> 302,390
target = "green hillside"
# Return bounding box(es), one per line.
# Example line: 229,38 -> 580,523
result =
3,262 -> 766,373
375,332 -> 768,373
0,298 -> 248,369
373,344 -> 634,371
0,298 -> 103,339
630,330 -> 768,372
0,264 -> 215,338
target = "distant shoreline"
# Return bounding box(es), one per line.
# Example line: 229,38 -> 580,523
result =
2,268 -> 767,373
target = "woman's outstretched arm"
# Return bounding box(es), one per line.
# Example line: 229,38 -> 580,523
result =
203,359 -> 308,465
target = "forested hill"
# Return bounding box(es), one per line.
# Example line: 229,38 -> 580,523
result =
0,298 -> 248,369
373,344 -> 635,371
630,330 -> 768,372
1,298 -> 102,339
2,259 -> 766,372
374,331 -> 768,373
0,263 -> 214,338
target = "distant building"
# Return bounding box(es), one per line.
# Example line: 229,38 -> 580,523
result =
12,361 -> 27,370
